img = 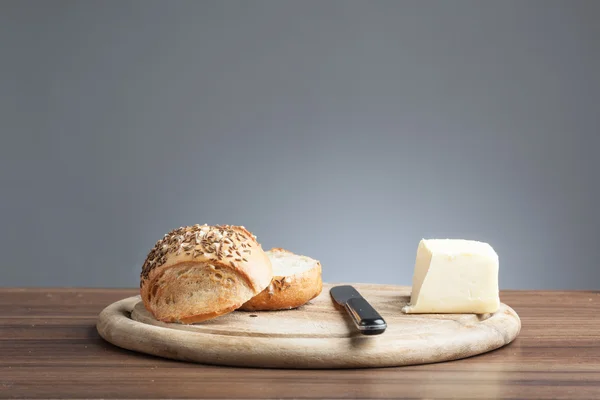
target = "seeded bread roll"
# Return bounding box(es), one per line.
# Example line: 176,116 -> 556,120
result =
239,248 -> 322,311
140,224 -> 273,324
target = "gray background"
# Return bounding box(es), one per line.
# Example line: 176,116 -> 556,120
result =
1,1 -> 599,289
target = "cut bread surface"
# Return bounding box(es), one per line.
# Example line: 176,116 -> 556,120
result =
239,248 -> 322,311
270,248 -> 316,276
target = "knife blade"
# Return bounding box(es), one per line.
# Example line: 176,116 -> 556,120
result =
330,285 -> 387,335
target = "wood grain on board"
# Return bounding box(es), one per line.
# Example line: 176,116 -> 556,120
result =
1,287 -> 599,399
97,284 -> 520,369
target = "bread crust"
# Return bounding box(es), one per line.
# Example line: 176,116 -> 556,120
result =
140,224 -> 272,323
239,248 -> 322,311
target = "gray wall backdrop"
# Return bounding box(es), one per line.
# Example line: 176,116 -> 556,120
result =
1,1 -> 599,289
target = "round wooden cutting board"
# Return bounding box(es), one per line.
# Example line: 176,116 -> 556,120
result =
96,283 -> 521,369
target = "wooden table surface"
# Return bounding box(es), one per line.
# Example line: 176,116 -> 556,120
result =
1,288 -> 599,399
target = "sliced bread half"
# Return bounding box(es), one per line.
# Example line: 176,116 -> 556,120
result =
238,248 -> 322,311
140,224 -> 273,324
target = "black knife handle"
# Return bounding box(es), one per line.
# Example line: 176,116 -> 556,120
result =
344,296 -> 387,335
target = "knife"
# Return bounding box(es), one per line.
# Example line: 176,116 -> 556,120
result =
330,285 -> 387,335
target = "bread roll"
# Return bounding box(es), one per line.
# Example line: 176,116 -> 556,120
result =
140,224 -> 273,324
239,248 -> 322,311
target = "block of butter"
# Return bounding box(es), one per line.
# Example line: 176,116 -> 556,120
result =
402,239 -> 500,314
